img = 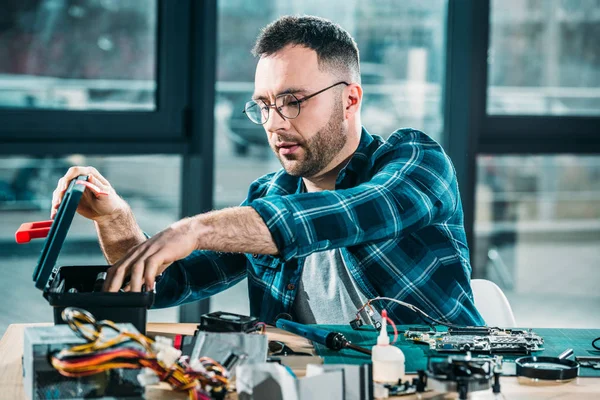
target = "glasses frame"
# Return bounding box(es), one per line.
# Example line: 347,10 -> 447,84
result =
243,81 -> 349,125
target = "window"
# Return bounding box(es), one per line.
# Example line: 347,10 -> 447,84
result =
0,155 -> 181,336
212,0 -> 448,314
0,0 -> 157,111
0,1 -> 188,143
474,155 -> 600,327
487,0 -> 600,116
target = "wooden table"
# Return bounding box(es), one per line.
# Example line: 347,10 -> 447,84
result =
1,323 -> 599,399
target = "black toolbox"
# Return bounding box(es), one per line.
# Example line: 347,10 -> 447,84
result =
15,175 -> 154,333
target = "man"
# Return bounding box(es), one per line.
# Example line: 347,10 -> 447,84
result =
52,16 -> 484,326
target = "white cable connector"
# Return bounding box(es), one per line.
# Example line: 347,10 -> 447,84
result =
152,336 -> 182,369
157,346 -> 182,369
190,359 -> 208,374
137,368 -> 160,387
153,336 -> 174,349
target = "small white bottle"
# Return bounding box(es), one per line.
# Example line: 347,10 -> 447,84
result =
371,309 -> 406,383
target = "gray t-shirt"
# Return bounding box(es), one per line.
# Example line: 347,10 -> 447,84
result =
292,248 -> 376,324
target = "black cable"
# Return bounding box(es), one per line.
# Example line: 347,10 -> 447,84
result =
593,337 -> 600,351
375,297 -> 468,329
354,297 -> 486,334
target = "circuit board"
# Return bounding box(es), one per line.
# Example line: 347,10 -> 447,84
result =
404,327 -> 544,354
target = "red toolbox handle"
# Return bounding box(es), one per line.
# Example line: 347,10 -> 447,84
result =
15,220 -> 53,244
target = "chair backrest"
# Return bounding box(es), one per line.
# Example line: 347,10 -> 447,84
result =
470,279 -> 517,327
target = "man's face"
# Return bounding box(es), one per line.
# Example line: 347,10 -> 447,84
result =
253,45 -> 348,177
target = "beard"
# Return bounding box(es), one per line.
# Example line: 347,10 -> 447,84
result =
272,100 -> 347,177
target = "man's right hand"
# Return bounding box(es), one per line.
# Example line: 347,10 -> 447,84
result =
51,166 -> 128,222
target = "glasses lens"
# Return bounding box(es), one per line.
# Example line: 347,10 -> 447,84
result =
276,94 -> 301,119
244,100 -> 266,124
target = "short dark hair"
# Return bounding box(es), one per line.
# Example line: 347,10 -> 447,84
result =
252,15 -> 360,81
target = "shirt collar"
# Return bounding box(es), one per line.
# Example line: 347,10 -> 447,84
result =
335,127 -> 374,187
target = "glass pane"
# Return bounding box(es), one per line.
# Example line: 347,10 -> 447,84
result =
0,0 -> 157,111
213,1 -> 448,314
0,155 -> 180,336
487,0 -> 600,116
474,155 -> 600,327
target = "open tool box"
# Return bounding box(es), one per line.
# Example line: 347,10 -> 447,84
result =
15,176 -> 154,333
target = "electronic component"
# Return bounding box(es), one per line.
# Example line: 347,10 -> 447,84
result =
405,327 -> 544,354
350,296 -> 479,332
417,353 -> 502,400
198,311 -> 259,333
576,356 -> 600,369
23,323 -> 143,400
374,380 -> 420,399
190,331 -> 268,377
350,318 -> 364,330
33,307 -> 231,400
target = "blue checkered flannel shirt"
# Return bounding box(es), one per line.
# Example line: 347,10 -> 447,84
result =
154,128 -> 485,326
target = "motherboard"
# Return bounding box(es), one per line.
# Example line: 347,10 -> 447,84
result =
404,327 -> 544,354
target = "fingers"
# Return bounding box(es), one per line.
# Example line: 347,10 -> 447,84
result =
127,254 -> 163,292
104,262 -> 128,292
143,256 -> 163,292
75,179 -> 109,197
51,177 -> 68,219
51,166 -> 111,219
129,258 -> 146,292
103,249 -> 162,293
102,225 -> 187,293
88,167 -> 110,186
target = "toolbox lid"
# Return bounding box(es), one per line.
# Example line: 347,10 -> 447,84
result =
33,176 -> 87,290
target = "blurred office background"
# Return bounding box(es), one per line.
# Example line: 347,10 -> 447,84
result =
0,0 -> 598,336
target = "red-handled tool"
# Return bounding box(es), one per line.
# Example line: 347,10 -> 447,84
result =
15,220 -> 53,244
15,178 -> 105,245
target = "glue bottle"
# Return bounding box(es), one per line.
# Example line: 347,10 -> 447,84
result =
371,310 -> 405,383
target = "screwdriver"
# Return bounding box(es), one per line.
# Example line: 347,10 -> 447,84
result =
276,319 -> 372,356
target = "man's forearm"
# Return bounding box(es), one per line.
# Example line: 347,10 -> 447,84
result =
94,206 -> 147,264
191,206 -> 278,255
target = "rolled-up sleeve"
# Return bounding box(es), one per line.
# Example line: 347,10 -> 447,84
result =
249,133 -> 458,261
153,250 -> 247,308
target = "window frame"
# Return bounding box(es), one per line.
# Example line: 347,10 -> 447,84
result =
444,0 -> 600,277
0,1 -> 191,152
481,116 -> 600,154
443,0 -> 490,267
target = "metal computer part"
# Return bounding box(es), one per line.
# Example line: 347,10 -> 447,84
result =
405,327 -> 544,354
190,331 -> 268,377
420,353 -> 501,400
23,323 -> 143,400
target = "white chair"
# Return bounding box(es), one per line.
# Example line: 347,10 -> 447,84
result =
470,279 -> 517,327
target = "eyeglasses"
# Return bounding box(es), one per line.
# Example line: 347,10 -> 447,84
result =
243,81 -> 349,125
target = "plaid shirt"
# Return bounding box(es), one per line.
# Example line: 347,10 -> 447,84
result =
154,128 -> 485,326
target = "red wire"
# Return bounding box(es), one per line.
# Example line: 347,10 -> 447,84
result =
383,310 -> 398,345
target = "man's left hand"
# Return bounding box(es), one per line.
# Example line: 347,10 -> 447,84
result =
103,218 -> 199,292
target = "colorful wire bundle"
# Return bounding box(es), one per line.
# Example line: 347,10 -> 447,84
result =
50,307 -> 229,400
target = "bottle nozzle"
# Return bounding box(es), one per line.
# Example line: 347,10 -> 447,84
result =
377,309 -> 390,345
